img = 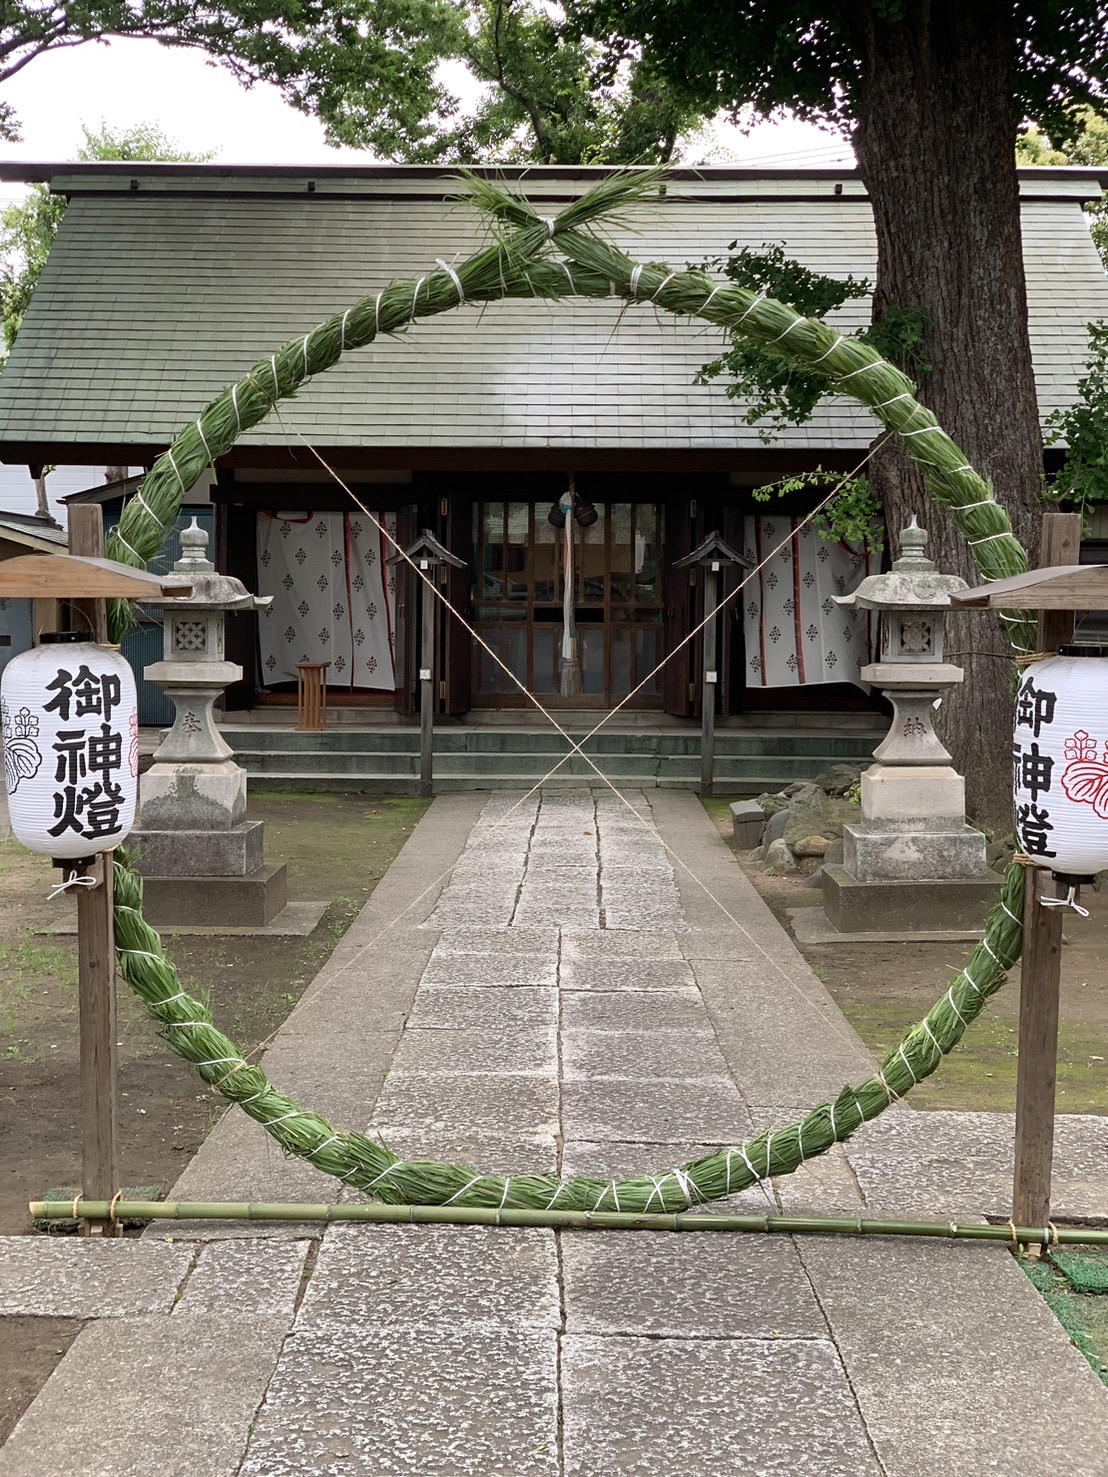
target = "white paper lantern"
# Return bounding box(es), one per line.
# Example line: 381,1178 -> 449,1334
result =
1,640 -> 138,859
1013,650 -> 1108,877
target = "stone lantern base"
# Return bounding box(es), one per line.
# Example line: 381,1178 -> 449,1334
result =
821,864 -> 1005,933
131,760 -> 288,927
819,761 -> 1001,933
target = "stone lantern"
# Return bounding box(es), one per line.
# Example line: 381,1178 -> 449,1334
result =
820,517 -> 1000,932
130,520 -> 288,926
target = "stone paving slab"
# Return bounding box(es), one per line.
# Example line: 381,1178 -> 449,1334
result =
513,898 -> 601,927
561,1231 -> 826,1338
404,985 -> 559,1031
390,1024 -> 558,1075
372,1071 -> 560,1138
560,928 -> 686,961
428,926 -> 560,955
845,1109 -> 1108,1220
560,1335 -> 881,1477
174,1238 -> 312,1319
0,1236 -> 192,1318
0,1315 -> 288,1477
366,1128 -> 559,1175
561,1078 -> 751,1143
297,1224 -> 559,1331
561,989 -> 708,1033
240,1326 -> 559,1477
561,1027 -> 729,1081
559,957 -> 697,991
419,952 -> 558,988
797,1236 -> 1108,1477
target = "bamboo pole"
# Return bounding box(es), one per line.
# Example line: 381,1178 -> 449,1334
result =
29,1199 -> 1108,1247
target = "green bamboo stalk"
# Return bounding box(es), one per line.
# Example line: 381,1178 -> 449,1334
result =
31,1199 -> 1108,1248
102,169 -> 1038,1213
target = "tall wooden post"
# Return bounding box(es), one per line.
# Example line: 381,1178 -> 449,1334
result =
674,532 -> 751,801
389,531 -> 465,800
419,559 -> 435,799
701,562 -> 719,798
1012,511 -> 1080,1236
67,505 -> 121,1236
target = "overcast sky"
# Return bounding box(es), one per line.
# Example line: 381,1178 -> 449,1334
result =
0,36 -> 854,204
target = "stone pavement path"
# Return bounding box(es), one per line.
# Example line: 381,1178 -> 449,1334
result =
1,789 -> 1106,1476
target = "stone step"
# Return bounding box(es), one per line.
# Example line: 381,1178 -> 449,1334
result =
221,727 -> 877,760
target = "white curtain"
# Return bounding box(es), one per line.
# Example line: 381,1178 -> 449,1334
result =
742,515 -> 878,689
256,511 -> 397,691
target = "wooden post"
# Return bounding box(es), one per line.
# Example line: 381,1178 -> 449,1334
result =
419,561 -> 435,798
67,505 -> 121,1236
1011,510 -> 1080,1239
701,562 -> 719,798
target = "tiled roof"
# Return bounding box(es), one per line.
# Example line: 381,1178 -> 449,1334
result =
0,167 -> 1104,454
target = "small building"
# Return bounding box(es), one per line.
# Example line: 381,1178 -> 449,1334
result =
0,161 -> 1105,745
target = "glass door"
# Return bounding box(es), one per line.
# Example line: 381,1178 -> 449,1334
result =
472,500 -> 664,707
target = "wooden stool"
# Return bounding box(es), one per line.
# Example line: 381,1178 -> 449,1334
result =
295,661 -> 330,732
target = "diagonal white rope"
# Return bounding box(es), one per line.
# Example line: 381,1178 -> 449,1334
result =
229,416 -> 888,1074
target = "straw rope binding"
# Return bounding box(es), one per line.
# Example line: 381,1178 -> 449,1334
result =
105,169 -> 1034,1210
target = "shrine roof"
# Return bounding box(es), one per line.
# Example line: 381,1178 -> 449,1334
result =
0,165 -> 1105,462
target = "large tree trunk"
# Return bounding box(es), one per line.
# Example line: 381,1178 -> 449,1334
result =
853,0 -> 1041,829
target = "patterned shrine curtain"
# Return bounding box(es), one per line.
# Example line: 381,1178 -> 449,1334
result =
256,512 -> 397,691
742,515 -> 879,689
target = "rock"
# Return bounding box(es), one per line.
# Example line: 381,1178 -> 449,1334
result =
792,834 -> 831,858
783,786 -> 860,848
764,808 -> 791,847
729,799 -> 766,849
756,792 -> 791,817
987,838 -> 1015,871
781,782 -> 809,798
814,762 -> 865,796
824,839 -> 844,865
750,844 -> 765,862
803,867 -> 824,888
764,837 -> 798,873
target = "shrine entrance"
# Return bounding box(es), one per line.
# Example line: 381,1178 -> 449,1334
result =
471,500 -> 666,707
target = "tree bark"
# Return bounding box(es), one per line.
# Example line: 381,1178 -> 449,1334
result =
853,0 -> 1041,829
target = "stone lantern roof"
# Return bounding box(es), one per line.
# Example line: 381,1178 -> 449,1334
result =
151,519 -> 271,613
834,518 -> 968,612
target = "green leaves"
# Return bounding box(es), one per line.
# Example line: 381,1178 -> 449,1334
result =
1047,319 -> 1108,512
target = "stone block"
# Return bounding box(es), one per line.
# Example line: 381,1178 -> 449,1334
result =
297,1224 -> 560,1331
240,1327 -> 559,1476
174,1239 -> 311,1318
140,862 -> 287,927
0,1236 -> 191,1318
139,760 -> 247,830
729,798 -> 765,848
131,820 -> 265,878
844,822 -> 987,881
821,862 -> 1003,933
0,1315 -> 288,1477
561,1233 -> 824,1338
861,763 -> 966,825
561,1336 -> 880,1477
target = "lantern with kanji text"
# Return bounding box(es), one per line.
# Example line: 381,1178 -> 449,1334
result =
2,636 -> 138,860
1013,649 -> 1108,879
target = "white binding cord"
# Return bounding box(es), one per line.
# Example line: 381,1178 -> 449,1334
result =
47,869 -> 97,902
1040,884 -> 1090,918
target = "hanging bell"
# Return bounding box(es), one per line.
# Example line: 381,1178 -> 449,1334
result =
547,501 -> 567,529
573,498 -> 598,528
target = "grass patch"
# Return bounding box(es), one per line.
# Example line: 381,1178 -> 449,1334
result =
1023,1253 -> 1108,1385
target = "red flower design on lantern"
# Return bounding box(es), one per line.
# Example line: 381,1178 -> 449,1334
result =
1060,730 -> 1108,818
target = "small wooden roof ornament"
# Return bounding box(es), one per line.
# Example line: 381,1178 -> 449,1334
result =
673,530 -> 752,570
388,529 -> 466,569
949,564 -> 1108,612
0,553 -> 192,600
